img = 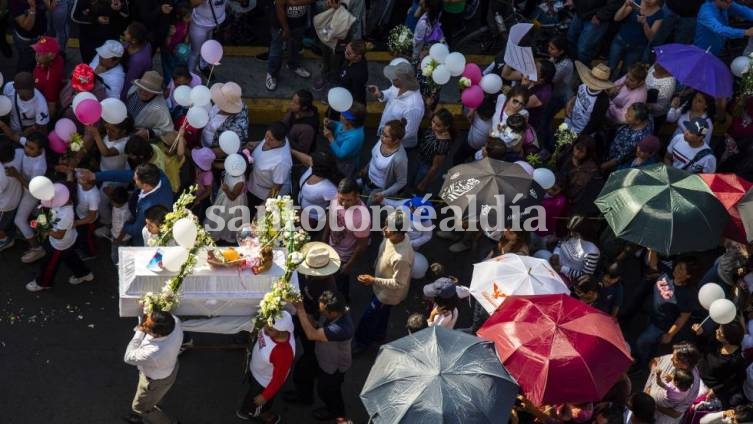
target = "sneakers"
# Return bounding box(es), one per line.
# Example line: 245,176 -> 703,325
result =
69,273 -> 95,285
449,240 -> 472,253
0,237 -> 15,252
265,73 -> 277,91
287,64 -> 311,79
94,226 -> 110,239
26,280 -> 51,292
21,246 -> 46,263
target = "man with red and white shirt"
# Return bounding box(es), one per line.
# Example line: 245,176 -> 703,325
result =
237,311 -> 296,423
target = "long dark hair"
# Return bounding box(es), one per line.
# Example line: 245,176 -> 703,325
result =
681,90 -> 716,118
311,150 -> 342,184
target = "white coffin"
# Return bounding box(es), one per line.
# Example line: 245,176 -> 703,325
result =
118,247 -> 298,317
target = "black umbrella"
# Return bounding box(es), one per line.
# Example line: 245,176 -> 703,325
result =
360,326 -> 519,423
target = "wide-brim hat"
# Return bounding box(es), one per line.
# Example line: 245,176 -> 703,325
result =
133,71 -> 163,94
210,82 -> 243,114
191,147 -> 216,171
297,242 -> 341,277
383,61 -> 419,91
574,61 -> 614,91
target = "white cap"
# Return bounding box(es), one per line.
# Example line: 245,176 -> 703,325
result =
271,310 -> 294,333
96,40 -> 124,59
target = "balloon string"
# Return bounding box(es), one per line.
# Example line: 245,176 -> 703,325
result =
207,65 -> 216,85
699,315 -> 711,327
170,119 -> 188,154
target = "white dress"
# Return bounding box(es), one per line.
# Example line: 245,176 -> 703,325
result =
207,173 -> 248,243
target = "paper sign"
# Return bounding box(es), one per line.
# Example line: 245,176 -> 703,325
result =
503,23 -> 538,81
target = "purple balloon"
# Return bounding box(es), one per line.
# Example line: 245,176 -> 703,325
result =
461,86 -> 485,109
41,183 -> 70,208
200,40 -> 223,65
462,63 -> 483,85
75,99 -> 102,126
54,118 -> 77,142
48,131 -> 67,154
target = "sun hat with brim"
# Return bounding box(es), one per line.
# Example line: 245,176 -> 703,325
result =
32,36 -> 60,55
133,71 -> 164,94
210,82 -> 244,114
574,61 -> 614,91
191,147 -> 216,171
383,61 -> 420,91
271,310 -> 294,333
297,242 -> 341,277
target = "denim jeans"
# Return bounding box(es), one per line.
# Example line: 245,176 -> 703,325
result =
567,14 -> 610,65
634,323 -> 664,366
608,34 -> 645,79
47,0 -> 72,53
652,5 -> 696,46
354,295 -> 392,347
267,26 -> 305,77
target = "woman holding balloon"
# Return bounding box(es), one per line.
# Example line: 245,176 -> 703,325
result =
188,0 -> 227,75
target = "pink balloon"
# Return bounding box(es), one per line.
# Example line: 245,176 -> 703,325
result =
48,131 -> 67,154
75,98 -> 102,125
461,86 -> 485,109
54,118 -> 77,142
200,40 -> 223,65
462,64 -> 483,85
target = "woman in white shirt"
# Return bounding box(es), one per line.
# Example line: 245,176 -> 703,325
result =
667,90 -> 714,146
290,150 -> 339,232
370,61 -> 425,148
491,85 -> 530,133
363,119 -> 409,204
245,122 -> 293,210
188,0 -> 227,73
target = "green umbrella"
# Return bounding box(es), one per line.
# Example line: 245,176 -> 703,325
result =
595,164 -> 728,255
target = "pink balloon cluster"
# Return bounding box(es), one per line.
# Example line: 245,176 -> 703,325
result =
74,99 -> 102,125
49,118 -> 77,154
460,64 -> 484,109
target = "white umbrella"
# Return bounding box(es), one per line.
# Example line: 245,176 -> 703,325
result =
470,253 -> 570,314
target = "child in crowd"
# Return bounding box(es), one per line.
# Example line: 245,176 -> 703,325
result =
654,369 -> 695,408
167,66 -> 202,121
190,147 -> 215,223
500,113 -> 540,157
619,135 -> 661,170
109,186 -> 131,265
72,170 -> 101,260
405,313 -> 427,335
161,4 -> 192,84
142,205 -> 171,247
9,133 -> 47,262
427,284 -> 460,329
208,153 -> 248,243
26,184 -> 94,292
0,141 -> 22,252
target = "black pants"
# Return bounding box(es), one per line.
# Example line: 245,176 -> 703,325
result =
240,376 -> 274,416
335,271 -> 351,303
37,240 -> 90,287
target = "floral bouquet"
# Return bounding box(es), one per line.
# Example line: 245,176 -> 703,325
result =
69,133 -> 84,153
30,209 -> 55,240
548,122 -> 578,167
740,53 -> 753,97
387,25 -> 413,58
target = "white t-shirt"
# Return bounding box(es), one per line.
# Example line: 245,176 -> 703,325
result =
247,139 -> 293,199
89,57 -> 125,99
468,114 -> 492,150
368,142 -> 393,189
192,0 -> 227,28
298,168 -> 337,220
428,308 -> 459,329
100,136 -> 129,171
76,185 -> 100,220
21,152 -> 46,182
49,205 -> 78,251
111,204 -> 132,240
0,149 -> 23,211
2,83 -> 50,132
666,134 -> 716,174
202,106 -> 228,148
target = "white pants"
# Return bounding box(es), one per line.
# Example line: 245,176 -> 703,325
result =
14,191 -> 39,240
188,22 -> 216,72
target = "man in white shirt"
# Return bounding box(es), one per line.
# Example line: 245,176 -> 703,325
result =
89,40 -> 125,99
2,72 -> 50,133
188,0 -> 227,73
124,310 -> 183,424
665,117 -> 716,174
369,61 -> 425,148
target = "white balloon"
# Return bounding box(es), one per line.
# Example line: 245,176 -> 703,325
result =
162,247 -> 189,272
698,283 -> 726,310
29,176 -> 55,201
72,91 -> 97,112
709,298 -> 737,324
429,43 -> 449,63
411,252 -> 429,279
190,85 -> 212,107
186,106 -> 210,128
327,87 -> 354,113
172,218 -> 198,249
173,85 -> 192,107
420,55 -> 433,71
100,98 -> 128,124
445,52 -> 467,77
480,74 -> 504,94
224,153 -> 247,177
731,56 -> 751,78
515,160 -> 534,176
432,65 -> 451,85
533,168 -> 556,189
219,131 -> 241,155
0,95 -> 11,117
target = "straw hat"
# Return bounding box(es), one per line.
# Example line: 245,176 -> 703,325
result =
210,82 -> 243,114
574,61 -> 614,91
297,242 -> 341,277
133,71 -> 163,94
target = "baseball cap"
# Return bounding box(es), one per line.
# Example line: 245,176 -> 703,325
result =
96,40 -> 124,59
683,117 -> 709,137
270,310 -> 294,333
32,36 -> 60,55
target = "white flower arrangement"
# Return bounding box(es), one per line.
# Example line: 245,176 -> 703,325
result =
458,77 -> 472,89
548,122 -> 579,166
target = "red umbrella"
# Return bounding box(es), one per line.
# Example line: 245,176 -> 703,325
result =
477,294 -> 632,406
700,173 -> 752,243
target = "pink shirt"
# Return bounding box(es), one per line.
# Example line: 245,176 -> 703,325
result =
608,76 -> 647,123
196,169 -> 213,197
327,198 -> 371,263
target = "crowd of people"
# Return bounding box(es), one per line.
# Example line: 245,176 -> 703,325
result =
4,0 -> 753,423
